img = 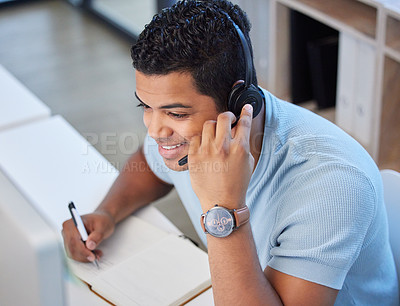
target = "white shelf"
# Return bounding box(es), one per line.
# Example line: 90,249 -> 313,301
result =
385,13 -> 400,59
269,0 -> 400,170
385,46 -> 400,63
279,0 -> 378,41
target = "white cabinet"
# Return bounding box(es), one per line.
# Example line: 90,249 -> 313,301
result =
268,0 -> 400,171
336,33 -> 377,148
336,33 -> 358,134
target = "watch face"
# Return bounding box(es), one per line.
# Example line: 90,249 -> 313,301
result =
204,207 -> 234,238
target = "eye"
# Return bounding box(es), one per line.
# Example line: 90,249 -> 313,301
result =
168,112 -> 188,119
136,102 -> 151,110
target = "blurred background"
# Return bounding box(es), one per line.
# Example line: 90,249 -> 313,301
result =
0,0 -> 207,245
0,0 -> 277,249
1,0 -> 398,248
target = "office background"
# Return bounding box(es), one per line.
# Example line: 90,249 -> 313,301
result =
0,0 -> 398,247
0,0 -> 202,246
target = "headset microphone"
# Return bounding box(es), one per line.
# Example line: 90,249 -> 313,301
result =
178,10 -> 264,167
178,155 -> 188,166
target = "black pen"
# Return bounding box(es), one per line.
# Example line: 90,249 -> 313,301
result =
68,202 -> 99,269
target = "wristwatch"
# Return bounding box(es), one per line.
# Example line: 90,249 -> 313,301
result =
200,205 -> 250,238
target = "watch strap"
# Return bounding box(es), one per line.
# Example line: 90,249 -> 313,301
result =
233,206 -> 250,228
200,214 -> 206,233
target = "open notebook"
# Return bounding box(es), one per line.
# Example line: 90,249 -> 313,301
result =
68,216 -> 211,306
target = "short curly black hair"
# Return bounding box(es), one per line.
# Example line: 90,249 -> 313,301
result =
131,0 -> 257,112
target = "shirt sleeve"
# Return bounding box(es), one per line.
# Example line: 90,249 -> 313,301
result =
142,134 -> 173,185
267,163 -> 377,290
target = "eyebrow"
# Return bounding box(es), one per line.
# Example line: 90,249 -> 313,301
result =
134,92 -> 192,109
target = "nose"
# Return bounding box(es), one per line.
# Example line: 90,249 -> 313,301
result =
144,112 -> 173,140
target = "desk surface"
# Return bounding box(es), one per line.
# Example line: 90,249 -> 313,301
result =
0,115 -> 117,229
0,65 -> 50,132
0,115 -> 213,305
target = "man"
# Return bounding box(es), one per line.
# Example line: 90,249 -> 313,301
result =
62,0 -> 399,304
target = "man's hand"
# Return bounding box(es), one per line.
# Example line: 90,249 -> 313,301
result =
62,211 -> 115,262
188,104 -> 254,211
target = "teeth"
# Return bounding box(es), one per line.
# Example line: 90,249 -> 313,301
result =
162,143 -> 183,150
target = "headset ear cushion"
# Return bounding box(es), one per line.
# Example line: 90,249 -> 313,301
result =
228,83 -> 263,119
228,83 -> 245,117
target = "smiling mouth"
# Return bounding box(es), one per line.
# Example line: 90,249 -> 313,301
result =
156,139 -> 188,161
161,143 -> 184,150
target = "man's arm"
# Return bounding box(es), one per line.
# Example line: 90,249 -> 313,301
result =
62,148 -> 173,262
206,223 -> 338,305
95,147 -> 173,224
188,105 -> 338,305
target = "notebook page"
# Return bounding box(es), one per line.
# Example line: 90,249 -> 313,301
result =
91,235 -> 211,306
68,216 -> 170,283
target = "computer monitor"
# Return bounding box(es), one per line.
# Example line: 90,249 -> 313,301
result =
0,170 -> 65,306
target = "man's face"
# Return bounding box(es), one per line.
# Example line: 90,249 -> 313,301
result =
135,71 -> 219,171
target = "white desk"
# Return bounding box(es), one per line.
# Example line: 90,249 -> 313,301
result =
0,115 -> 213,305
0,115 -> 117,228
0,114 -> 183,233
0,65 -> 51,132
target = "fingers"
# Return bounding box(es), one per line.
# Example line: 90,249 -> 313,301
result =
235,104 -> 253,143
215,112 -> 236,145
201,119 -> 217,147
200,112 -> 236,149
204,105 -> 251,146
188,120 -> 216,159
62,218 -> 97,262
188,104 -> 252,160
86,230 -> 104,251
62,212 -> 114,263
188,134 -> 201,155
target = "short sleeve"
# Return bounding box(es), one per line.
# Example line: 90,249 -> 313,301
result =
267,164 -> 377,289
142,134 -> 173,185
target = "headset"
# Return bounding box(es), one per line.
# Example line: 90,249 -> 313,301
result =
178,9 -> 264,166
220,10 -> 264,121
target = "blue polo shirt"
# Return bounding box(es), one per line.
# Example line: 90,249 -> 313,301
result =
143,88 -> 399,305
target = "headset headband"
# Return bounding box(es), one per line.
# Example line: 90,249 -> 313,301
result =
219,10 -> 253,87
